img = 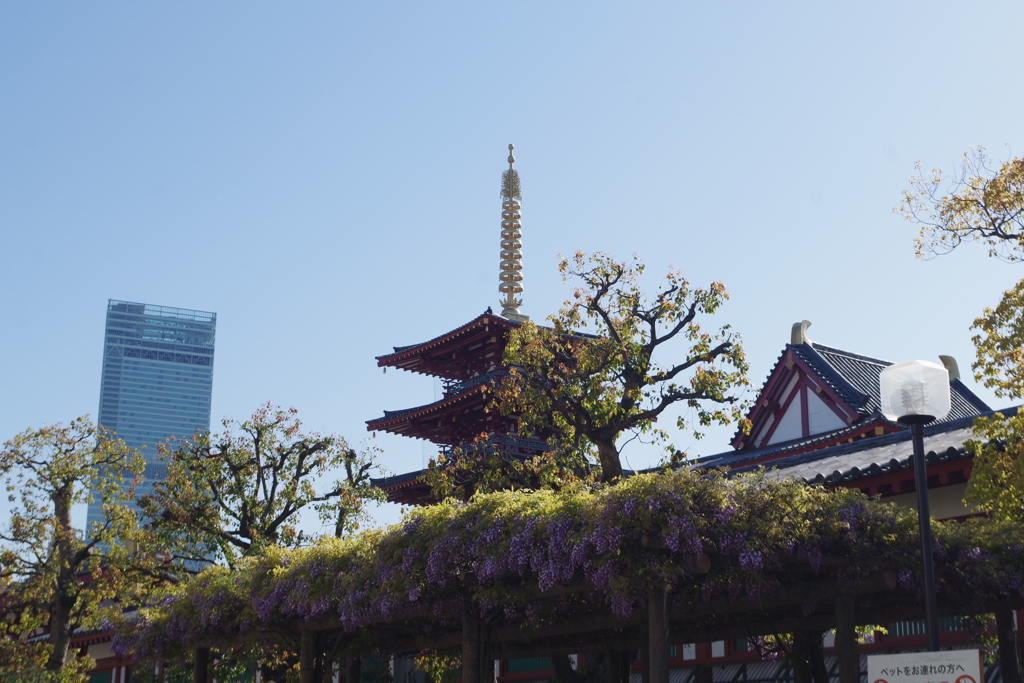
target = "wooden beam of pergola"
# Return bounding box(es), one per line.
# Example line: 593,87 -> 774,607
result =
190,554 -> 1024,683
329,569 -> 901,653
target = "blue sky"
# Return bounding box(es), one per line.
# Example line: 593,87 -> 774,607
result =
2,2 -> 1023,531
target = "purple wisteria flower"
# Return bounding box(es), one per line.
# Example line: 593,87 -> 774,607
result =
115,470 -> 1024,666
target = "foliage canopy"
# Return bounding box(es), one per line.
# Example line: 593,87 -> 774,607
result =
425,441 -> 591,502
899,146 -> 1024,262
900,146 -> 1024,524
971,278 -> 1024,401
496,252 -> 749,481
115,471 -> 1024,672
0,418 -> 148,680
966,280 -> 1024,522
139,403 -> 384,572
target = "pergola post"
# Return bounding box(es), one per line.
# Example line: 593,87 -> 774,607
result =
300,630 -> 316,683
648,585 -> 669,683
348,655 -> 362,683
481,641 -> 496,683
997,610 -> 1021,683
641,635 -> 651,683
835,596 -> 859,683
463,612 -> 482,683
193,647 -> 209,683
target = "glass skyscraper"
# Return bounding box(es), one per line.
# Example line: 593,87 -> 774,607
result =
86,300 -> 216,531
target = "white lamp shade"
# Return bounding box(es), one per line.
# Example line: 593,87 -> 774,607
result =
879,359 -> 951,422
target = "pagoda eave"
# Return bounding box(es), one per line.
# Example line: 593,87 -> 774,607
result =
376,312 -> 519,380
371,471 -> 437,506
367,385 -> 502,444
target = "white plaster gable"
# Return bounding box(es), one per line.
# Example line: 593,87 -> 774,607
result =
806,389 -> 846,435
767,392 -> 803,445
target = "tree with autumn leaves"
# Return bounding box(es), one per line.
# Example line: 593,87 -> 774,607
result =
901,147 -> 1024,262
496,251 -> 750,482
139,403 -> 384,572
0,418 -> 148,681
899,146 -> 1024,522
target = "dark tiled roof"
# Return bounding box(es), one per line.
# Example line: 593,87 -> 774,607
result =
374,466 -> 639,491
371,470 -> 426,489
367,372 -> 499,429
695,417 -> 899,470
794,342 -> 990,421
377,311 -> 516,361
384,311 -> 490,356
731,341 -> 991,452
368,393 -> 471,428
375,405 -> 422,421
792,343 -> 876,412
382,314 -> 598,359
704,407 -> 1018,486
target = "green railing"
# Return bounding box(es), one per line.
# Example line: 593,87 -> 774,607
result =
886,616 -> 964,637
508,657 -> 551,673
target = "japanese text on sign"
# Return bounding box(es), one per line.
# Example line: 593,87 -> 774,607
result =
867,649 -> 982,683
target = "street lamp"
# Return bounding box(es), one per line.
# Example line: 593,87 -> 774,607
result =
879,360 -> 951,652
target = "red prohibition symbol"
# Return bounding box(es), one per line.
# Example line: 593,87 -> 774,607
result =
956,676 -> 977,683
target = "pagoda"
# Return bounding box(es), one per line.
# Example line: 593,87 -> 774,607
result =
368,146 -> 548,505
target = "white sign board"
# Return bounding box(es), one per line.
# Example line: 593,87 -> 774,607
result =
868,650 -> 983,683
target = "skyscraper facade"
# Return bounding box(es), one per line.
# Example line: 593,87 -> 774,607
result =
86,300 -> 216,530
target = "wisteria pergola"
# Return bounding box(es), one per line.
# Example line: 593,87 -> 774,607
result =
116,471 -> 1024,683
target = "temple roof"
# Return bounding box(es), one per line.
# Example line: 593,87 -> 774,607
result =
380,311 -> 505,357
790,342 -> 990,421
371,469 -> 426,489
733,340 -> 991,450
370,434 -> 554,505
367,370 -> 506,443
375,310 -> 519,380
735,407 -> 1015,485
370,469 -> 433,506
370,468 -> 434,506
694,407 -> 1017,487
366,388 -> 484,439
697,418 -> 898,470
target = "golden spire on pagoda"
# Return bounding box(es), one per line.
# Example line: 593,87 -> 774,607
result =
499,144 -> 527,320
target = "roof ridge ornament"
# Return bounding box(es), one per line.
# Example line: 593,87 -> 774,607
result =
499,144 -> 528,321
938,355 -> 960,381
791,320 -> 812,346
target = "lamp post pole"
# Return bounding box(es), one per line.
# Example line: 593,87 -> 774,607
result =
880,359 -> 952,653
902,416 -> 941,651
